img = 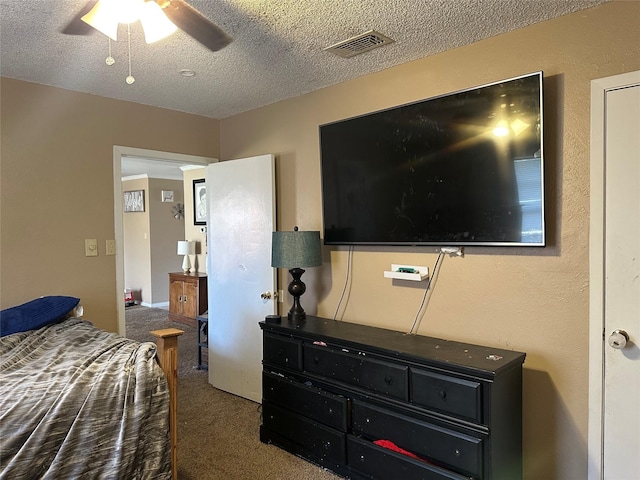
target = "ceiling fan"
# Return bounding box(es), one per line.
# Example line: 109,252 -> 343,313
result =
62,0 -> 232,53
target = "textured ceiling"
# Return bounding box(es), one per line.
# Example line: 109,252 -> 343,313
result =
1,0 -> 609,120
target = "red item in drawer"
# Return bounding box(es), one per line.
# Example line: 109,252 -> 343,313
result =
374,439 -> 425,462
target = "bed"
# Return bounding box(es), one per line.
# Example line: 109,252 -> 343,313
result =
0,296 -> 182,479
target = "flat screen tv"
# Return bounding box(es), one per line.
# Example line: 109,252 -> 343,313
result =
319,72 -> 545,247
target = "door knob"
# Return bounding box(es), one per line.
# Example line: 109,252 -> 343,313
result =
608,329 -> 629,349
260,291 -> 278,300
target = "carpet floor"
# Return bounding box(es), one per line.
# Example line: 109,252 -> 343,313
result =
125,305 -> 341,480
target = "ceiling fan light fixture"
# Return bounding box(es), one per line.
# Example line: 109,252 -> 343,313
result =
67,0 -> 233,54
81,0 -> 120,41
140,1 -> 178,44
81,0 -> 146,40
71,0 -> 232,86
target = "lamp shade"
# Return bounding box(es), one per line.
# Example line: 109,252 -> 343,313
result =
81,0 -> 121,40
271,229 -> 322,268
83,0 -> 164,42
177,240 -> 195,255
139,1 -> 178,44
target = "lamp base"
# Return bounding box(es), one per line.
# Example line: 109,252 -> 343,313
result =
288,310 -> 306,322
182,255 -> 191,274
287,267 -> 307,322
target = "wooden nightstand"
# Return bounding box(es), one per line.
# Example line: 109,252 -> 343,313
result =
168,272 -> 207,326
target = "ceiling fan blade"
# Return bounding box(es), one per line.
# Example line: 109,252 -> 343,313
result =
159,0 -> 232,52
61,0 -> 98,35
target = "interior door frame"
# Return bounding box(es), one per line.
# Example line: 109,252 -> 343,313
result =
588,70 -> 640,479
113,145 -> 216,336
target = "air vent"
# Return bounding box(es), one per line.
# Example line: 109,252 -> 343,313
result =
324,30 -> 395,58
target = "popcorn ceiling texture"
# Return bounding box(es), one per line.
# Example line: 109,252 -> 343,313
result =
0,0 -> 608,119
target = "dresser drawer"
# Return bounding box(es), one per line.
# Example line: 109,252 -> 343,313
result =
352,400 -> 483,478
262,371 -> 349,431
410,368 -> 482,422
262,402 -> 346,464
347,435 -> 473,480
304,343 -> 409,401
263,333 -> 303,370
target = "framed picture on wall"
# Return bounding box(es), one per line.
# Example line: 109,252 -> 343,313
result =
161,190 -> 174,202
193,179 -> 207,225
123,190 -> 145,212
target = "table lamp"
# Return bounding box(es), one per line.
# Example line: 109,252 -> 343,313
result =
271,227 -> 322,321
177,240 -> 195,273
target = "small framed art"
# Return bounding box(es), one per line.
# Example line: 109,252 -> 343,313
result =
161,190 -> 174,202
123,190 -> 145,212
193,179 -> 207,225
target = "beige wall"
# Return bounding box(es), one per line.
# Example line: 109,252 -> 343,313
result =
122,177 -> 151,304
122,177 -> 185,305
149,178 -> 185,303
218,2 -> 640,479
182,167 -> 208,273
0,79 -> 220,330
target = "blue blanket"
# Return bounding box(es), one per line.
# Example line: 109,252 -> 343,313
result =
0,296 -> 80,337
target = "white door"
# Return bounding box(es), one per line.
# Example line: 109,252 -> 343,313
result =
206,154 -> 277,403
589,71 -> 640,479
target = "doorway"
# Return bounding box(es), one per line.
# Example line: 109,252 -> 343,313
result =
112,146 -> 216,335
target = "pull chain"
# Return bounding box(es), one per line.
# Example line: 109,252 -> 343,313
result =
106,38 -> 115,66
125,23 -> 135,84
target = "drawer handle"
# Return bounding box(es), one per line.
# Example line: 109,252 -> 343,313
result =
384,376 -> 393,385
439,390 -> 447,399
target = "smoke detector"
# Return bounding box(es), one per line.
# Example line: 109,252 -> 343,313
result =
324,30 -> 395,58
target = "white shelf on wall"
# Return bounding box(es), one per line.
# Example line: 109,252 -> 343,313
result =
383,264 -> 428,282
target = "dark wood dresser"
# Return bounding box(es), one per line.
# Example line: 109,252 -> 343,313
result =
259,316 -> 525,480
168,272 -> 207,326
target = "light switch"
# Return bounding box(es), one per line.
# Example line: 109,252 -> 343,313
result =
106,239 -> 116,256
85,239 -> 98,257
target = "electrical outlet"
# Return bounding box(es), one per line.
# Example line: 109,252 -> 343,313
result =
278,290 -> 284,303
439,246 -> 464,257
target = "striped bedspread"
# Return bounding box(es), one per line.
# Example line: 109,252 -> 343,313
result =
0,317 -> 171,479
